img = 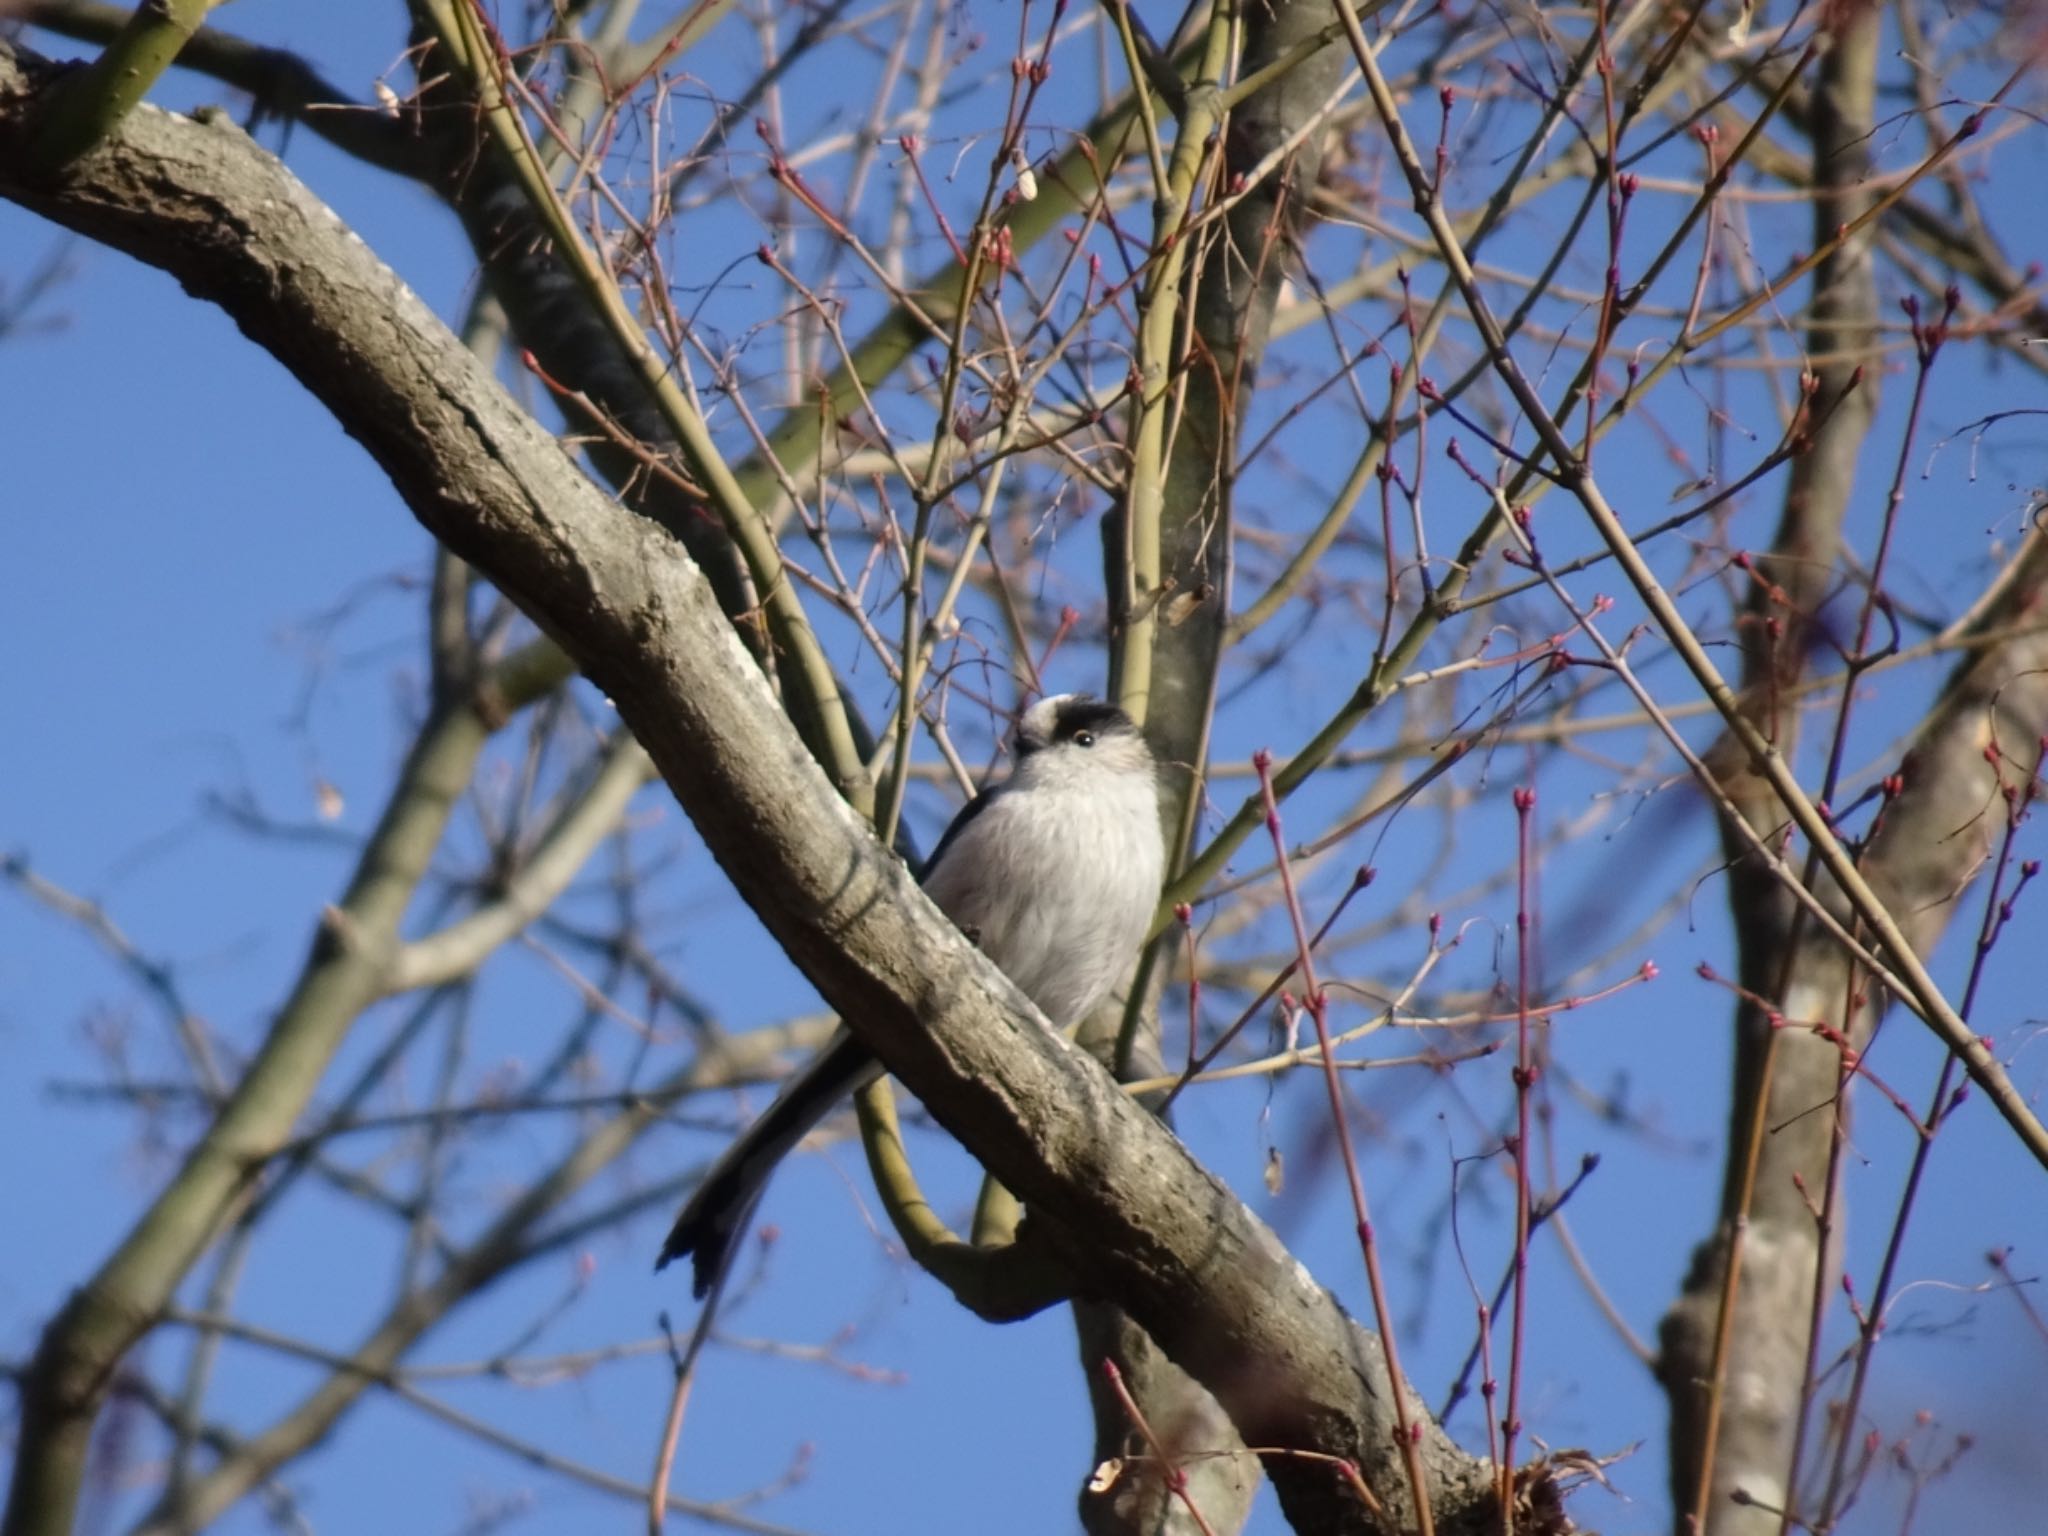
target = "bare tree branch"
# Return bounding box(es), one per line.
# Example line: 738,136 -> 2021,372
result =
1661,13 -> 1887,1533
17,0 -> 422,175
386,733 -> 653,992
0,39 -> 1516,1536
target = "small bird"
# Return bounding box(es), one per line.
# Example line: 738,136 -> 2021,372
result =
657,693 -> 1165,1297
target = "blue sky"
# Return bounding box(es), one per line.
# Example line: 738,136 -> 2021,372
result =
5,5 -> 2047,1534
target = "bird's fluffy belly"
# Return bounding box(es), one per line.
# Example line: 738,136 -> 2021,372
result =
922,780 -> 1161,1028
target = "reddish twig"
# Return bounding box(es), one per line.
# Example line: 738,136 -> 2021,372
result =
1499,784 -> 1539,1514
1253,752 -> 1436,1536
1099,1359 -> 1221,1536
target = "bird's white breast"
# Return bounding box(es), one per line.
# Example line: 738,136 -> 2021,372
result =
920,771 -> 1164,1029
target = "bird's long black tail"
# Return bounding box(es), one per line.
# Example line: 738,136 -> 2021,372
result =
657,1030 -> 884,1298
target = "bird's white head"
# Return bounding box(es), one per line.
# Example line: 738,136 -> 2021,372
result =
1011,694 -> 1155,791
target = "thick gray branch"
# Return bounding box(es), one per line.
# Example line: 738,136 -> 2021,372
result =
0,41 -> 1510,1536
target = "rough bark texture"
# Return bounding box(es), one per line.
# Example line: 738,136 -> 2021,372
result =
1658,12 -> 2048,1533
0,41 -> 1514,1536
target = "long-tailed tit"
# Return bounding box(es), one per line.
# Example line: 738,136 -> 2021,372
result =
658,694 -> 1165,1297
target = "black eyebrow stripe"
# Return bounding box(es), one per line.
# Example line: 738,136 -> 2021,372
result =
1052,698 -> 1134,741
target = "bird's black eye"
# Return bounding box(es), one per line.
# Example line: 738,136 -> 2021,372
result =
1073,730 -> 1095,748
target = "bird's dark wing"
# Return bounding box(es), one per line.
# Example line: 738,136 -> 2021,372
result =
918,783 -> 1003,883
